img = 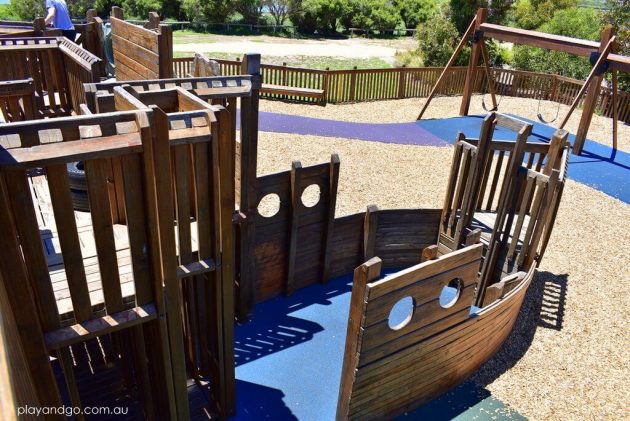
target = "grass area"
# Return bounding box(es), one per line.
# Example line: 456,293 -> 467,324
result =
174,51 -> 392,70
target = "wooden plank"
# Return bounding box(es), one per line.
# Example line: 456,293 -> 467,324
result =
337,257 -> 382,421
150,106 -> 190,419
45,305 -> 157,350
460,8 -> 486,116
84,158 -> 124,314
46,164 -> 92,322
286,161 -> 303,295
363,205 -> 379,261
479,22 -> 600,57
3,170 -> 60,330
321,154 -> 340,283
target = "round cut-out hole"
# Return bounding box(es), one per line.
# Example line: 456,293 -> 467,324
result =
301,184 -> 320,208
257,193 -> 281,218
388,296 -> 414,330
439,278 -> 463,308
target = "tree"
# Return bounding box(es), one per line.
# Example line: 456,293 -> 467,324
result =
512,0 -> 578,30
393,0 -> 438,29
237,0 -> 264,24
181,0 -> 237,22
448,0 -> 514,34
9,0 -> 97,20
123,0 -> 162,19
339,0 -> 401,32
512,8 -> 602,80
417,10 -> 470,66
265,0 -> 290,26
288,0 -> 344,33
602,0 -> 629,91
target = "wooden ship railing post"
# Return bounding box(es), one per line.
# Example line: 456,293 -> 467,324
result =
236,53 -> 261,322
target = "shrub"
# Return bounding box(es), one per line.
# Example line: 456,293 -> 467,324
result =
339,0 -> 401,32
393,0 -> 438,29
288,0 -> 344,33
416,11 -> 470,66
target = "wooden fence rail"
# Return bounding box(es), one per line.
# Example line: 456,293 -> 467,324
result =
173,57 -> 630,122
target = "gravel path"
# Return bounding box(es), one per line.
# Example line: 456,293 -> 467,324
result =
173,36 -> 414,63
256,130 -> 630,420
260,95 -> 630,152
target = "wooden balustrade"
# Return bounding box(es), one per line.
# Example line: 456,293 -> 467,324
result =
172,56 -> 630,122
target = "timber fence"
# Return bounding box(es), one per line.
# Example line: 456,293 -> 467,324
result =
173,56 -> 630,122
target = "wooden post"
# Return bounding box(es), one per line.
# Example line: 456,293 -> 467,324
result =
571,26 -> 614,155
286,160 -> 303,295
363,205 -> 379,261
349,66 -> 357,102
111,6 -> 124,19
611,68 -> 618,151
216,106 -> 237,417
321,154 -> 340,283
158,24 -> 174,78
236,53 -> 261,322
416,14 -> 478,119
397,65 -> 407,99
0,178 -> 63,409
459,8 -> 487,116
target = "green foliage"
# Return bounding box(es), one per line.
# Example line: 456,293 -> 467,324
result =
512,0 -> 578,29
122,0 -> 162,18
181,0 -> 237,22
8,0 -> 102,20
339,0 -> 401,31
288,0 -> 344,33
393,0 -> 438,28
448,0 -> 514,34
602,0 -> 629,91
416,10 -> 470,66
512,7 -> 602,79
236,0 -> 264,23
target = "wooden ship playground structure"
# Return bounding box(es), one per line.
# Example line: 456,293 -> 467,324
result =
0,6 -> 625,420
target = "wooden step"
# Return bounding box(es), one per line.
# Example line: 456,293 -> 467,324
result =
177,258 -> 216,279
45,304 -> 157,350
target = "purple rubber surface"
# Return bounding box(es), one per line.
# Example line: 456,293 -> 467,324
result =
249,111 -> 447,146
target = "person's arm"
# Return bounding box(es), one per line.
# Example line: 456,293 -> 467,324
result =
44,2 -> 55,26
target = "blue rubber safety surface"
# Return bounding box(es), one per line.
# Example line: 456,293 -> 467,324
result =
232,272 -> 525,421
251,111 -> 628,204
417,115 -> 630,204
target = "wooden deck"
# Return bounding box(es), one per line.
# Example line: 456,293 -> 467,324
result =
30,173 -> 198,320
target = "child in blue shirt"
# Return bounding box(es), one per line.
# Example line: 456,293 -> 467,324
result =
44,0 -> 76,42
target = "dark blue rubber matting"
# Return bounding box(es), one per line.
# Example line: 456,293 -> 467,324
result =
232,273 -> 525,421
418,115 -> 630,204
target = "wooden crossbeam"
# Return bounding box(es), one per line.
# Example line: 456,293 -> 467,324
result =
44,305 -> 157,350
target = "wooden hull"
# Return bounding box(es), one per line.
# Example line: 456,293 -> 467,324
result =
338,246 -> 536,420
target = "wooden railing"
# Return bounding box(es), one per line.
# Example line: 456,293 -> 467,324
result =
173,56 -> 630,121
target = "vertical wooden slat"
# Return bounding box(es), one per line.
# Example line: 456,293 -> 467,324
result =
4,170 -> 60,330
321,154 -> 340,283
286,160 -> 302,295
84,158 -> 124,314
150,106 -> 190,419
363,205 -> 379,261
46,164 -> 92,322
120,153 -> 152,305
0,176 -> 63,408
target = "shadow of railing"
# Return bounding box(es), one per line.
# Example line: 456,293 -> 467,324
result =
234,273 -> 355,367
